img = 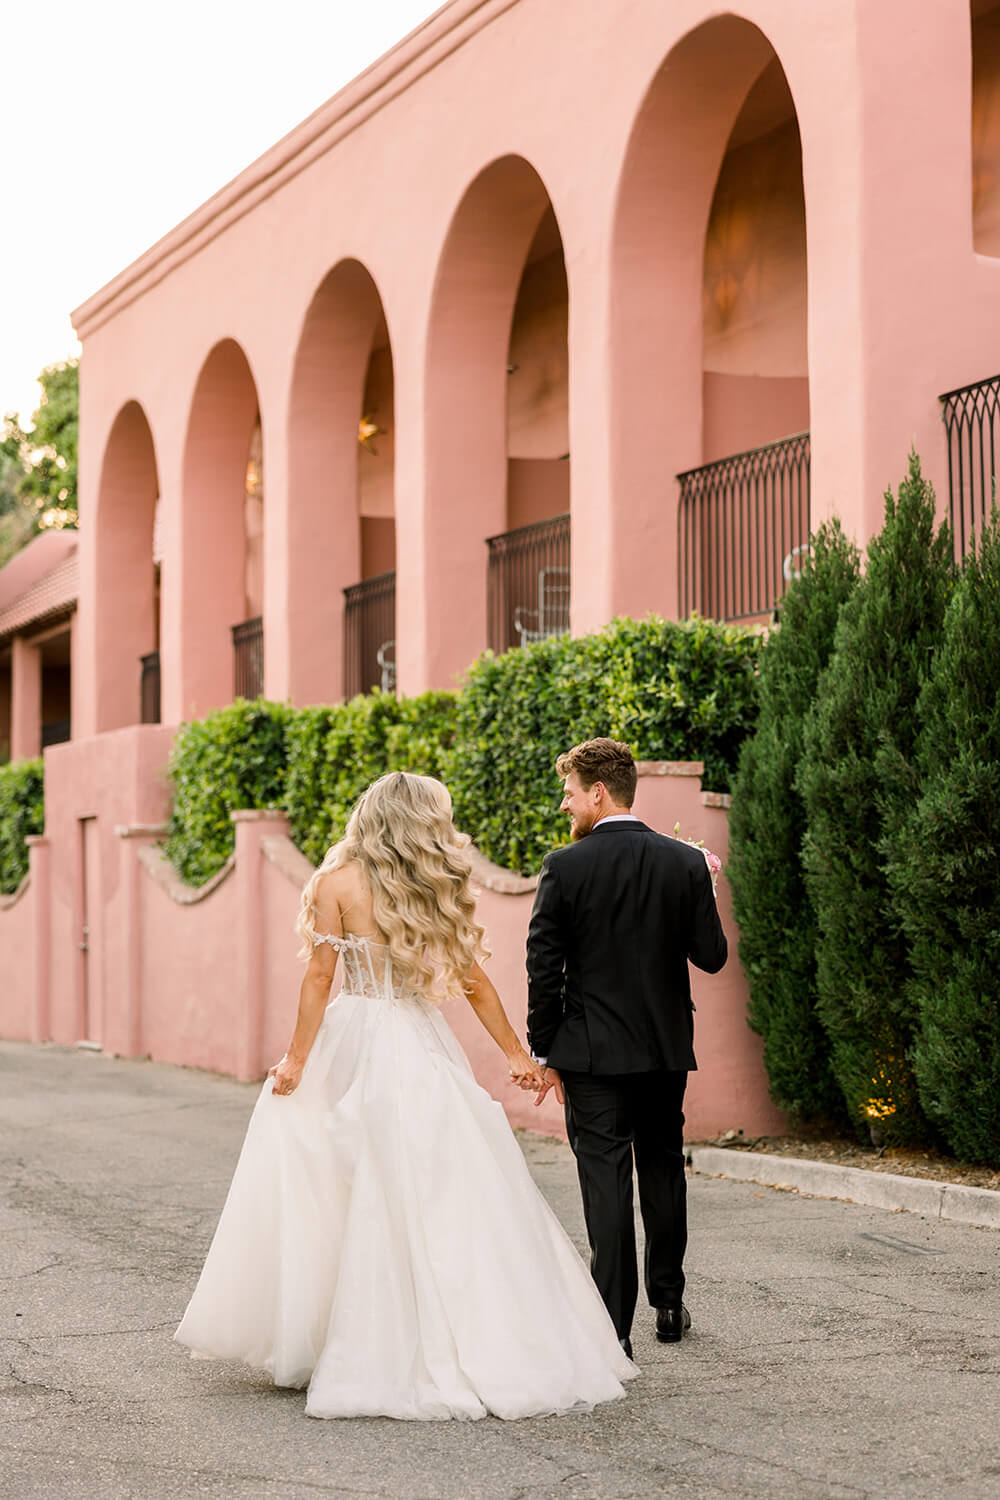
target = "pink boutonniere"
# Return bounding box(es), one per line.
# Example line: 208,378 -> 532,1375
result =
673,823 -> 722,896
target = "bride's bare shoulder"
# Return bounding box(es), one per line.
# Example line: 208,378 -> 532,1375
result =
313,861 -> 366,914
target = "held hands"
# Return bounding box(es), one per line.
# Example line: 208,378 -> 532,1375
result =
534,1066 -> 564,1108
506,1048 -> 546,1095
505,1048 -> 564,1108
268,1054 -> 303,1097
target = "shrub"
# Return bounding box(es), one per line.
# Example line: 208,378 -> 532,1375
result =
285,690 -> 457,866
0,758 -> 44,895
798,454 -> 955,1144
163,618 -> 759,884
886,511 -> 1000,1164
163,700 -> 291,886
385,691 -> 458,777
444,615 -> 761,875
282,704 -> 340,868
728,522 -> 860,1122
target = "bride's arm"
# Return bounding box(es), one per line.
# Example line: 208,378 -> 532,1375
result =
462,964 -> 545,1091
270,875 -> 343,1097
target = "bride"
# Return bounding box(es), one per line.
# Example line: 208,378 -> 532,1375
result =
175,771 -> 635,1420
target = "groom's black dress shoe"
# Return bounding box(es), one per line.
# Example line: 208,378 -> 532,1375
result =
655,1305 -> 691,1343
619,1336 -> 633,1360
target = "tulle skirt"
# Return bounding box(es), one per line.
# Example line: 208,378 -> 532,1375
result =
175,986 -> 635,1420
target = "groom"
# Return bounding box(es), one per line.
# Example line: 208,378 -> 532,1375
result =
526,738 -> 727,1358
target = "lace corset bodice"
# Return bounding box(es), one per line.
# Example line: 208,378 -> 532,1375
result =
314,932 -> 414,1004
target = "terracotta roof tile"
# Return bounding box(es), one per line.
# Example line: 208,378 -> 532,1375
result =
0,552 -> 78,640
0,530 -> 77,609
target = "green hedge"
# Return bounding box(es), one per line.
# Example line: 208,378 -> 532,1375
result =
445,615 -> 761,874
163,700 -> 291,886
285,691 -> 456,867
163,614 -> 760,885
0,758 -> 44,895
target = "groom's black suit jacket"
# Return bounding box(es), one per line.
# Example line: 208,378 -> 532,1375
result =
526,820 -> 727,1074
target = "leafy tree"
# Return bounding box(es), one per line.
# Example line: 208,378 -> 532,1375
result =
1,418 -> 27,516
19,359 -> 78,527
886,510 -> 1000,1163
0,358 -> 79,565
798,453 -> 955,1143
728,522 -> 860,1122
0,417 -> 35,566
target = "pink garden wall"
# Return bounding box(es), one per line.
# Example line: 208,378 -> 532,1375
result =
0,755 -> 782,1143
0,860 -> 37,1043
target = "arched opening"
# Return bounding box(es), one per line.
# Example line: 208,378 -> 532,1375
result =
93,401 -> 160,731
287,261 -> 395,702
421,156 -> 569,683
610,17 -> 809,624
175,340 -> 261,719
702,58 -> 808,462
973,0 -> 1000,253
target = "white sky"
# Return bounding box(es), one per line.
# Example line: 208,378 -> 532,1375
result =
0,0 -> 441,426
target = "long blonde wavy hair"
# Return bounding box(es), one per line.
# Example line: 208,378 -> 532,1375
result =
296,772 -> 488,1001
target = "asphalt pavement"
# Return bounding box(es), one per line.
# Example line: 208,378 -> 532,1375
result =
2,1040 -> 999,1500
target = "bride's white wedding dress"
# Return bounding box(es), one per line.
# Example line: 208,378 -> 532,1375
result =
175,933 -> 635,1420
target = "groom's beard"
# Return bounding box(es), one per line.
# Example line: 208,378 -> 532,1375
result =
569,812 -> 596,841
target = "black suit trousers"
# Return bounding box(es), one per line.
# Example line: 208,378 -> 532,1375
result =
561,1068 -> 688,1342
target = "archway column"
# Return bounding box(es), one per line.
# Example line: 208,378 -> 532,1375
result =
10,635 -> 42,762
803,1 -> 969,540
412,158 -> 561,693
260,396 -> 292,703
157,445 -> 184,727
576,231 -> 705,632
397,342 -> 507,697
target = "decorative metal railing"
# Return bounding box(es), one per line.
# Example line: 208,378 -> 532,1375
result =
232,616 -> 264,700
486,513 -> 570,654
940,374 -> 1000,558
140,650 -> 161,724
343,571 -> 396,698
677,432 -> 811,621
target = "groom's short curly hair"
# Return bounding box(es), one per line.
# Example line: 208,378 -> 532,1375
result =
556,738 -> 637,808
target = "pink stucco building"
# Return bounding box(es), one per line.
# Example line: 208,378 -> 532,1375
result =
3,0 -> 999,1134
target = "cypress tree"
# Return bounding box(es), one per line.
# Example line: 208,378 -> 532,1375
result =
885,511 -> 1000,1163
797,453 -> 955,1143
729,521 -> 860,1121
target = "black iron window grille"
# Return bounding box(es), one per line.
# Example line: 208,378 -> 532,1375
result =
487,513 -> 570,654
232,616 -> 264,700
940,374 -> 1000,559
343,571 -> 396,699
140,650 -> 161,724
677,432 -> 810,621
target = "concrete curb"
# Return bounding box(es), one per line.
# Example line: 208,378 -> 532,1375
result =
688,1146 -> 1000,1231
